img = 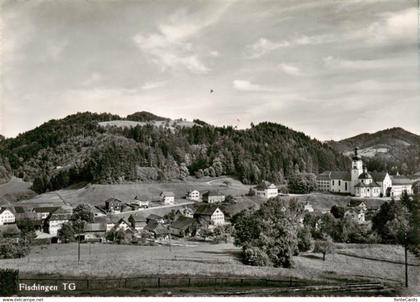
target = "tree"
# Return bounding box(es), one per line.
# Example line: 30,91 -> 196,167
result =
71,204 -> 94,224
330,205 -> 345,219
313,237 -> 334,261
58,223 -> 75,243
16,219 -> 36,243
297,227 -> 313,252
232,198 -> 304,268
287,173 -> 316,194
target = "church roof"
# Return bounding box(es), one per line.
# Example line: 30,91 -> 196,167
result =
358,172 -> 372,180
330,171 -> 351,181
354,181 -> 380,188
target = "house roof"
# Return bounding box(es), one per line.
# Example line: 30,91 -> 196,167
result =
33,207 -> 60,213
370,172 -> 388,182
147,214 -> 164,221
144,221 -> 169,235
194,204 -> 221,216
129,214 -> 147,223
0,224 -> 21,236
104,197 -> 123,204
0,207 -> 14,215
171,216 -> 195,231
92,206 -> 107,214
84,223 -> 107,232
161,192 -> 175,197
13,206 -> 30,214
348,200 -> 366,207
318,171 -> 351,181
49,208 -> 72,221
203,190 -> 225,197
391,176 -> 414,185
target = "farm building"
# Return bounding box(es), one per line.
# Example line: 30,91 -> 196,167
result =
146,214 -> 165,224
46,207 -> 73,236
202,191 -> 225,204
176,207 -> 194,219
186,190 -> 200,201
104,198 -> 124,213
144,221 -> 169,239
254,183 -> 279,199
81,223 -> 107,242
170,216 -> 196,237
0,207 -> 15,225
33,207 -> 60,220
128,214 -> 147,231
160,192 -> 175,204
194,204 -> 225,226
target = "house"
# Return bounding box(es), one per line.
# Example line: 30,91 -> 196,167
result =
146,214 -> 165,224
316,171 -> 352,194
81,223 -> 107,242
113,218 -> 133,232
91,206 -> 107,217
160,192 -> 175,204
103,216 -> 122,232
32,207 -> 60,220
46,207 -> 73,236
193,204 -> 225,226
170,216 -> 196,237
303,202 -> 314,212
371,172 -> 392,197
0,224 -> 21,238
390,176 -> 414,197
132,196 -> 150,208
344,208 -> 365,224
255,183 -> 279,199
128,214 -> 147,231
0,207 -> 15,225
186,190 -> 200,201
202,191 -> 225,204
104,198 -> 124,213
143,221 -> 169,239
175,207 -> 195,219
347,200 -> 367,212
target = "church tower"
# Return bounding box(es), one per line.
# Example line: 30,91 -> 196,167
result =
351,147 -> 363,195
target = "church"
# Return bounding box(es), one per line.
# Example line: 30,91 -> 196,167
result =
316,148 -> 413,198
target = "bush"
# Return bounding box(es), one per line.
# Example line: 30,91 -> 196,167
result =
0,239 -> 30,259
243,246 -> 271,266
313,237 -> 334,261
0,269 -> 19,296
298,227 -> 313,252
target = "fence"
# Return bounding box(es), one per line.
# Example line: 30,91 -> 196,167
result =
17,275 -> 311,293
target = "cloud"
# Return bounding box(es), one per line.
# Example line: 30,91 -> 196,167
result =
232,80 -> 273,92
133,3 -> 233,74
141,81 -> 166,90
278,63 -> 302,76
246,34 -> 335,58
353,8 -> 417,45
209,50 -> 220,57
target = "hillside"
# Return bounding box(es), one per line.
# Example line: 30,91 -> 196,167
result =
0,111 -> 349,193
328,127 -> 420,175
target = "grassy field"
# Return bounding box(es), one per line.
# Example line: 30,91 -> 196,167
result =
15,176 -> 252,208
1,241 -> 418,294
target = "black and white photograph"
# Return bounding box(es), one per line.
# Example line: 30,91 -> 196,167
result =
0,0 -> 419,299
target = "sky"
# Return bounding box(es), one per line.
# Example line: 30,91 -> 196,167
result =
1,0 -> 419,140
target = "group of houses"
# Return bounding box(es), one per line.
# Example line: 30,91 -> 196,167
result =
79,203 -> 227,243
185,190 -> 226,203
316,148 -> 414,198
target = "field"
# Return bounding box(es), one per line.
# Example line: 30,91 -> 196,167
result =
1,241 -> 418,295
13,176 -> 252,208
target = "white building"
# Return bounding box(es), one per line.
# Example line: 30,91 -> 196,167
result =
255,183 -> 279,199
160,192 -> 175,204
0,208 -> 15,225
47,207 -> 72,236
390,176 -> 414,197
186,190 -> 200,201
194,205 -> 225,226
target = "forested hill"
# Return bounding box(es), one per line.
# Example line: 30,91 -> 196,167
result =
0,112 -> 349,193
328,127 -> 420,175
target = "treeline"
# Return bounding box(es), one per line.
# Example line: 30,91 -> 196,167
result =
0,112 -> 350,193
